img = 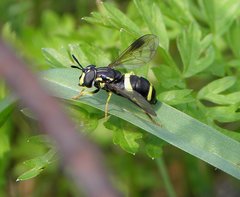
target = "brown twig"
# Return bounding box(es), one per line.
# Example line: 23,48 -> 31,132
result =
0,39 -> 121,197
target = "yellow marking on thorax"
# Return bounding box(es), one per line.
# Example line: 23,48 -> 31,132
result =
106,76 -> 114,81
147,84 -> 153,101
95,77 -> 103,82
124,72 -> 134,91
79,73 -> 85,86
99,82 -> 105,88
95,77 -> 105,88
96,76 -> 113,82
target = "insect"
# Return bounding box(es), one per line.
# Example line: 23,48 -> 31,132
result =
71,34 -> 159,120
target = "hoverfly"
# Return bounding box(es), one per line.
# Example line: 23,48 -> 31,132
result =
71,34 -> 159,120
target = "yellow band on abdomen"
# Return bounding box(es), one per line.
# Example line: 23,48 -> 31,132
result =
147,84 -> 153,101
124,73 -> 133,91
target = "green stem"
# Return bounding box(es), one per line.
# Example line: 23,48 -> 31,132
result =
156,157 -> 176,197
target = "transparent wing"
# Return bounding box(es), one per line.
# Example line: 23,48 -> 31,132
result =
106,83 -> 157,116
108,34 -> 159,68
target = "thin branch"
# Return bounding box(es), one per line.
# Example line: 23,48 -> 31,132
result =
0,39 -> 121,197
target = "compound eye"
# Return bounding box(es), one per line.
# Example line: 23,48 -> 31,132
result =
84,71 -> 95,87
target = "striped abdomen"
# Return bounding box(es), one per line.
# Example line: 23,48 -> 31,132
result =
124,73 -> 157,104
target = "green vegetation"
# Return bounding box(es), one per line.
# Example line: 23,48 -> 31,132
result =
1,0 -> 240,196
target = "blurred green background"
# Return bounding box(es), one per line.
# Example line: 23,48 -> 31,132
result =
1,0 -> 240,196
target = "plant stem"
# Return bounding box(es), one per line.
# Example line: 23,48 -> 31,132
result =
156,157 -> 176,197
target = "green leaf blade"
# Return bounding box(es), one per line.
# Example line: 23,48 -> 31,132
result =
17,149 -> 56,181
201,0 -> 240,36
198,76 -> 236,100
0,96 -> 16,127
227,20 -> 240,58
42,68 -> 240,180
42,48 -> 71,68
158,89 -> 194,105
177,24 -> 214,77
134,0 -> 169,51
113,129 -> 142,154
102,2 -> 141,36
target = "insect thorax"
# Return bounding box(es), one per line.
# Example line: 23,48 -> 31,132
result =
94,67 -> 122,89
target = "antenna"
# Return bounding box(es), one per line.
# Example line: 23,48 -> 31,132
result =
71,54 -> 84,70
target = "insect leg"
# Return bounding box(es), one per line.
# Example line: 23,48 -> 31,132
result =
72,88 -> 86,99
72,88 -> 100,100
145,112 -> 161,127
89,88 -> 100,94
105,92 -> 112,119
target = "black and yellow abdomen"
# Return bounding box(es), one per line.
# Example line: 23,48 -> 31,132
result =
123,73 -> 157,104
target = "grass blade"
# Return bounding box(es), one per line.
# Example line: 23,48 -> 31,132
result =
42,68 -> 240,180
